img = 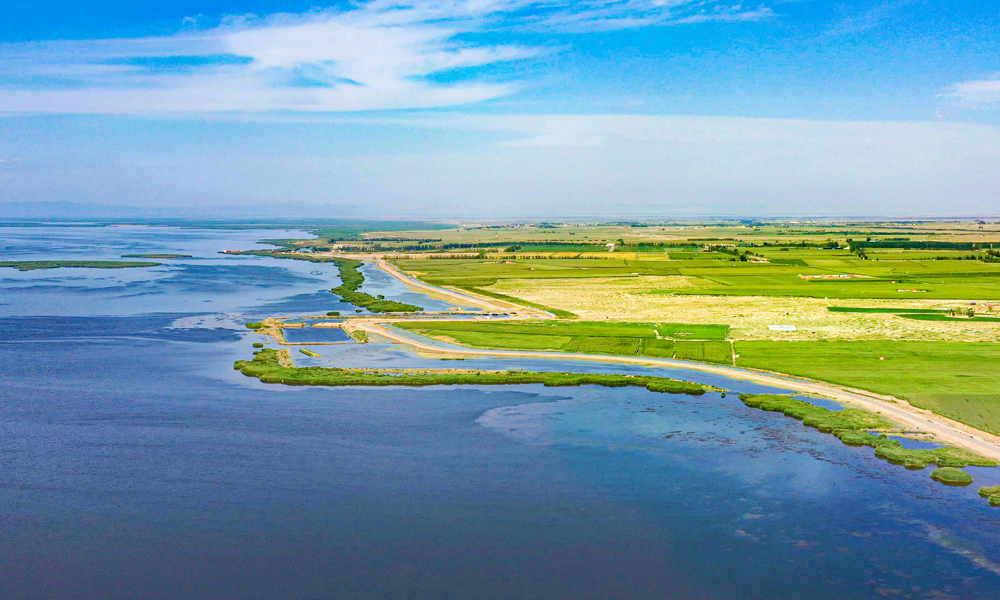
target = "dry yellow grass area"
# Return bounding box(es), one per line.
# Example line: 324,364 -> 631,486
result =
485,276 -> 1000,342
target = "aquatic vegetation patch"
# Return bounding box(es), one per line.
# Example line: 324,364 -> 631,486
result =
299,349 -> 321,357
235,348 -> 707,396
245,322 -> 263,330
979,486 -> 1000,506
739,394 -> 996,476
931,467 -> 974,486
253,342 -> 264,348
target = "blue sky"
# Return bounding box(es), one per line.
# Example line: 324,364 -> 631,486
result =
1,0 -> 999,217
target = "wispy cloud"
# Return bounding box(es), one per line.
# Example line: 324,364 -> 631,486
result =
0,0 -> 773,114
941,77 -> 1000,108
826,0 -> 915,36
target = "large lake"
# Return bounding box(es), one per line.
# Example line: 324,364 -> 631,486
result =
2,226 -> 1000,599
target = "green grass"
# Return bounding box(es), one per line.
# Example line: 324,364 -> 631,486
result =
458,286 -> 578,318
740,394 -> 995,473
349,330 -> 369,343
930,467 -> 974,486
0,260 -> 161,271
396,255 -> 1000,300
245,322 -> 264,330
827,307 -> 947,313
253,342 -> 264,348
979,485 -> 1000,506
235,348 -> 707,396
673,341 -> 734,364
121,254 -> 192,259
565,336 -> 640,355
300,349 -> 321,357
897,313 -> 1000,322
735,341 -> 1000,434
394,320 -> 733,363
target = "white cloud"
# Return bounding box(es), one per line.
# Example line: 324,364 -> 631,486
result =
941,78 -> 1000,108
0,0 -> 773,114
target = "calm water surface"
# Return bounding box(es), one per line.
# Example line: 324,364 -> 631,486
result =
2,226 -> 1000,599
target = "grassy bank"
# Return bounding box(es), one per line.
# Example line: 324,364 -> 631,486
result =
735,341 -> 1000,435
0,260 -> 161,271
330,259 -> 422,313
740,394 -> 994,470
395,320 -> 733,364
235,348 -> 707,395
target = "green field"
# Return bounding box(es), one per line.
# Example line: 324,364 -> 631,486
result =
735,341 -> 1000,434
396,251 -> 1000,300
0,260 -> 161,271
395,320 -> 734,364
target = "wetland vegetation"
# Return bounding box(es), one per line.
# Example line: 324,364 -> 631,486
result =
0,260 -> 161,271
739,394 -> 993,493
235,348 -> 708,395
330,258 -> 422,313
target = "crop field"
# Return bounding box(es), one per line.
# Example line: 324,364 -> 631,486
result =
395,253 -> 1000,300
734,341 -> 1000,435
395,320 -> 734,364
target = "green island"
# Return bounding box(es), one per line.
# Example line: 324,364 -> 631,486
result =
121,253 -> 192,259
235,348 -> 707,395
394,320 -> 733,364
979,485 -> 1000,506
0,260 -> 161,271
931,467 -> 974,486
300,349 -> 322,357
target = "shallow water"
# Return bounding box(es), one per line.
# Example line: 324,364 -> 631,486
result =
2,225 -> 1000,599
280,325 -> 351,343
